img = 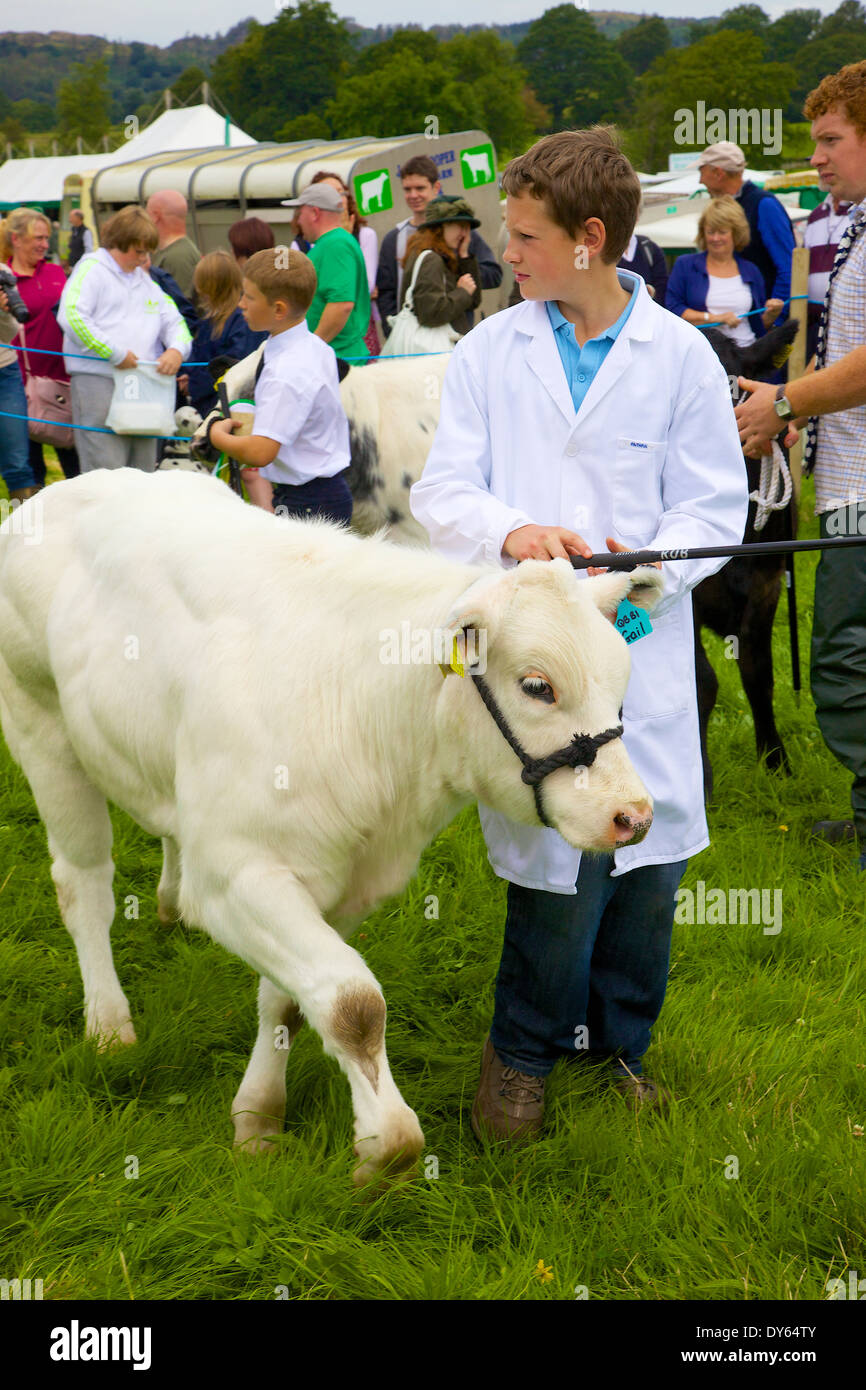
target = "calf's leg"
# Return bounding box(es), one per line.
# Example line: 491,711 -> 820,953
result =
157,836 -> 182,923
0,680 -> 134,1048
231,978 -> 304,1152
738,580 -> 789,774
186,857 -> 424,1184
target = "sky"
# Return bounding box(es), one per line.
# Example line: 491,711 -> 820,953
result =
7,1 -> 848,48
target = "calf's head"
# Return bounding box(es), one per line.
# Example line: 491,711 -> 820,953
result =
703,319 -> 798,409
438,558 -> 663,853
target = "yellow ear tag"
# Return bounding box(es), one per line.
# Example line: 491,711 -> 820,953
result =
451,636 -> 466,677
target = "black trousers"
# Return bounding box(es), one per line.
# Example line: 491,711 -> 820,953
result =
29,437 -> 79,485
810,505 -> 866,839
271,472 -> 353,526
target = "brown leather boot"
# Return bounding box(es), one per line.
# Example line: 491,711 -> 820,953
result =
7,486 -> 42,504
470,1035 -> 546,1144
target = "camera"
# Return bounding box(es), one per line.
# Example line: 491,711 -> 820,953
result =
0,264 -> 31,323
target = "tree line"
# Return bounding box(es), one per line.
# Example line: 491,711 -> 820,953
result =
2,1 -> 864,169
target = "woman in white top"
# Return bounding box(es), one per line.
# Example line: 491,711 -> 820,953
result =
666,196 -> 783,345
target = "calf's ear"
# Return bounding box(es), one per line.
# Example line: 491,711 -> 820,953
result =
440,570 -> 512,674
587,565 -> 664,621
626,565 -> 664,612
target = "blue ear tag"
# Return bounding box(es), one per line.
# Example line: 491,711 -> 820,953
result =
615,601 -> 653,645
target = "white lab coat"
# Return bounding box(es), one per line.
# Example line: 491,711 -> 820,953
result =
410,272 -> 749,893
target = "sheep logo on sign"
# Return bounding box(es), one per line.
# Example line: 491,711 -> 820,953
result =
355,169 -> 393,215
460,144 -> 495,188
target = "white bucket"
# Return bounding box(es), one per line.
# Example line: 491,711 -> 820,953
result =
106,364 -> 177,437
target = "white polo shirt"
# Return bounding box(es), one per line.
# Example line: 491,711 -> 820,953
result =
255,320 -> 351,487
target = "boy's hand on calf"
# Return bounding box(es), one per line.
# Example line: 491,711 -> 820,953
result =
503,524 -> 592,562
208,418 -> 239,450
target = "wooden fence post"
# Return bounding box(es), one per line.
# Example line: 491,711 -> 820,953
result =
788,245 -> 810,499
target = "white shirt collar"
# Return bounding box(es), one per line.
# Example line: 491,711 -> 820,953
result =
263,319 -> 310,359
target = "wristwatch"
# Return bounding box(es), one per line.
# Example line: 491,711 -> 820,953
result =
774,384 -> 794,421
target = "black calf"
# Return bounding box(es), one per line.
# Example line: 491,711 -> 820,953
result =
692,319 -> 799,797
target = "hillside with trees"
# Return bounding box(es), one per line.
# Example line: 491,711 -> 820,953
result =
1,3 -> 863,168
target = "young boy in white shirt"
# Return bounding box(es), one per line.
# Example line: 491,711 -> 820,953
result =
410,127 -> 749,1142
209,247 -> 352,524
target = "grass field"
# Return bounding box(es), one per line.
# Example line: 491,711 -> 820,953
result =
0,464 -> 863,1302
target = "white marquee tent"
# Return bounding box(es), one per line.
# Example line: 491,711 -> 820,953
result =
0,105 -> 255,210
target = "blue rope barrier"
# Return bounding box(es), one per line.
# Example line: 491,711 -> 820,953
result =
5,342 -> 451,365
6,344 -> 213,367
0,291 -> 819,435
0,408 -> 183,440
701,292 -> 808,328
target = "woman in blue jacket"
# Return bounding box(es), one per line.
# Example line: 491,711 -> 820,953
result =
666,196 -> 783,347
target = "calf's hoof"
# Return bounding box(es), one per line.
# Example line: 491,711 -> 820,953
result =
233,1130 -> 281,1157
232,1098 -> 285,1154
156,900 -> 182,925
352,1110 -> 425,1190
763,745 -> 791,776
87,1010 -> 137,1051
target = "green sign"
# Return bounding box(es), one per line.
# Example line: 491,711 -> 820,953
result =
460,143 -> 496,189
354,168 -> 393,215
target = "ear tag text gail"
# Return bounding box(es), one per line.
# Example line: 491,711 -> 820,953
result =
615,601 -> 653,645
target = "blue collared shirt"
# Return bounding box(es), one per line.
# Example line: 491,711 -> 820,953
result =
545,273 -> 640,413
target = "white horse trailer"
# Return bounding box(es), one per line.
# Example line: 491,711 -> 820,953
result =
73,131 -> 505,321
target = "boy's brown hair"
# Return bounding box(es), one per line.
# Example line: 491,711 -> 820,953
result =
400,154 -> 440,186
101,205 -> 158,253
501,127 -> 641,263
243,246 -> 317,315
804,60 -> 866,138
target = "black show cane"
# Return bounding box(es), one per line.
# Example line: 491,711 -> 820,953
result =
569,536 -> 866,570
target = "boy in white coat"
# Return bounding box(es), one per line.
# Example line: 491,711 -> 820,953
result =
410,128 -> 749,1141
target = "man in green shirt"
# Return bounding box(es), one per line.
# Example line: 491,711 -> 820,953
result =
282,184 -> 370,360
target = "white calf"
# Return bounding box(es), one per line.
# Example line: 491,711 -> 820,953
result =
0,470 -> 661,1185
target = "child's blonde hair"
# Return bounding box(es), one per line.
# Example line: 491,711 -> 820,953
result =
194,250 -> 243,336
243,246 -> 317,315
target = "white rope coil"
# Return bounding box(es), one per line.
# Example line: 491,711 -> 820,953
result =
749,439 -> 792,533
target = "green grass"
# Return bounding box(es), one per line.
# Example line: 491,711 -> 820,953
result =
0,469 -> 863,1301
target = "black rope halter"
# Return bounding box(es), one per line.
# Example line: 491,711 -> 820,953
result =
467,669 -> 624,829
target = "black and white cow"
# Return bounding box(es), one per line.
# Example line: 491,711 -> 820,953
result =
193,349 -> 446,545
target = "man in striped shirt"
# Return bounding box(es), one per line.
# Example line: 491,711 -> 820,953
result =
734,61 -> 866,866
803,187 -> 854,359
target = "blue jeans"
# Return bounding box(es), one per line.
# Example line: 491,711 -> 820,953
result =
0,361 -> 37,492
490,854 -> 687,1079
